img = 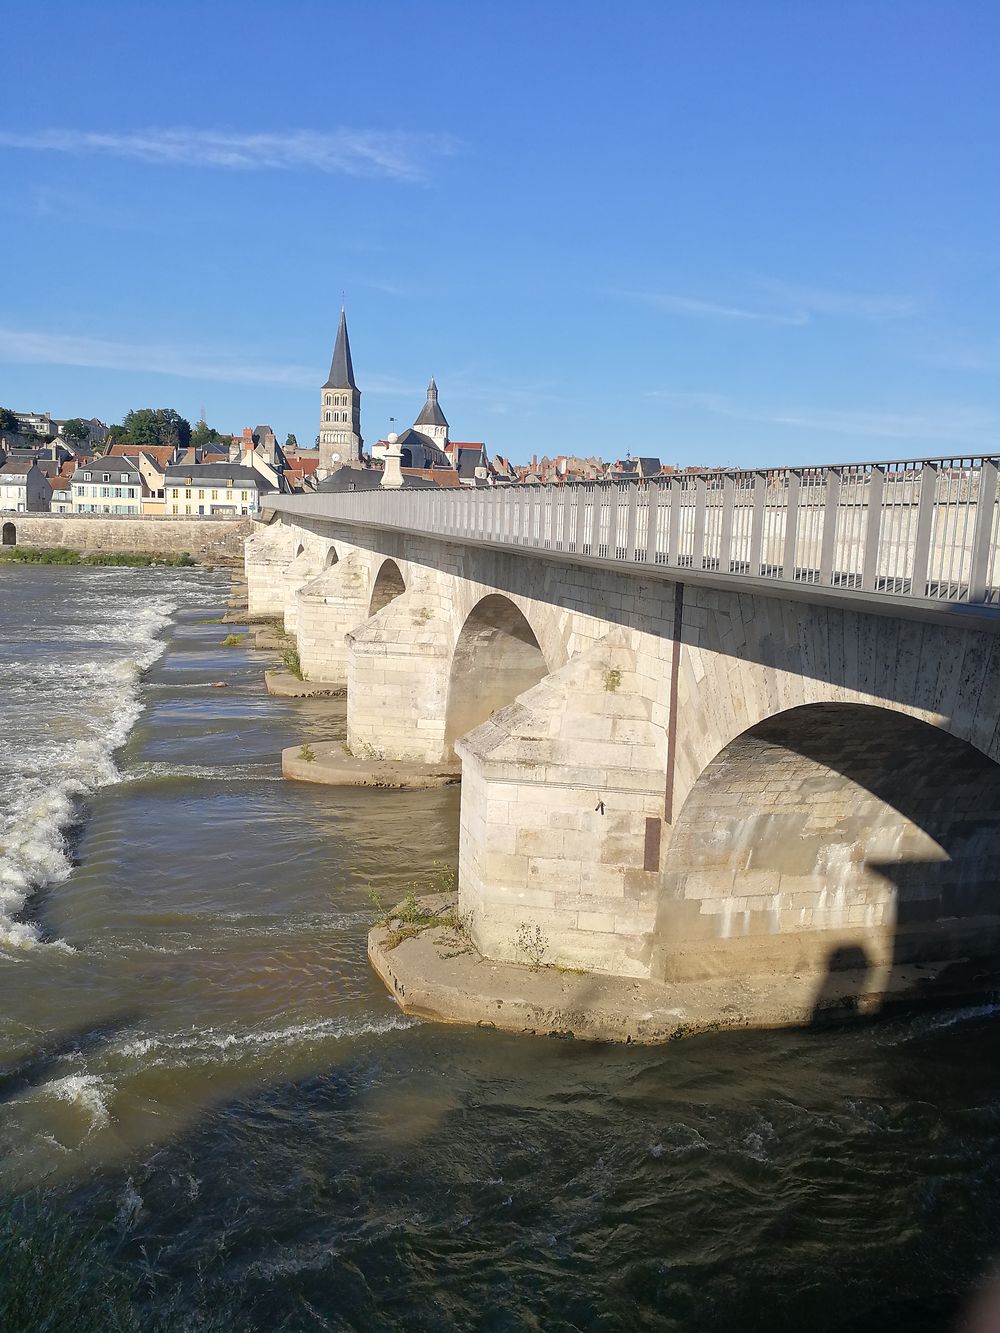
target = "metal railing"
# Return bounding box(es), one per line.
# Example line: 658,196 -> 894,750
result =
266,455 -> 1000,610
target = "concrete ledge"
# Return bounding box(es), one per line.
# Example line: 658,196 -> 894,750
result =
265,670 -> 345,698
253,627 -> 287,651
368,895 -> 1000,1044
282,742 -> 460,788
222,609 -> 277,624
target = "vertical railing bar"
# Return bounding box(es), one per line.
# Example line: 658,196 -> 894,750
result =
910,462 -> 937,599
861,465 -> 886,592
782,470 -> 801,581
625,483 -> 638,560
748,472 -> 766,575
819,467 -> 840,586
718,473 -> 735,574
666,478 -> 681,567
692,476 -> 708,569
969,460 -> 998,603
645,482 -> 660,563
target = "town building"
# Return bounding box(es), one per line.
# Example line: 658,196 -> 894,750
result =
0,461 -> 50,512
163,463 -> 274,515
48,475 -> 72,513
71,457 -> 144,514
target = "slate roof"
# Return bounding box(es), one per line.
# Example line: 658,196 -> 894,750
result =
323,309 -> 358,390
414,378 -> 448,429
74,457 -> 141,483
164,463 -> 274,490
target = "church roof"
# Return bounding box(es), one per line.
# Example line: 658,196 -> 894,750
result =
414,377 -> 448,429
323,309 -> 357,390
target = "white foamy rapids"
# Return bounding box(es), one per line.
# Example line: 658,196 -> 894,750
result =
0,598 -> 176,950
21,1072 -> 112,1132
113,1013 -> 415,1066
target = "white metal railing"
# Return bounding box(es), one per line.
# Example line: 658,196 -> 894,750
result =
266,455 -> 1000,610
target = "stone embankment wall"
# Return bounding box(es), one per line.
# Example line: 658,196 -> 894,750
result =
4,514 -> 251,564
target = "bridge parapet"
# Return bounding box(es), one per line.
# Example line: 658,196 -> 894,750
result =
265,453 -> 1000,620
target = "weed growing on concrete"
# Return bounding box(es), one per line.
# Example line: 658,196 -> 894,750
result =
299,743 -> 316,763
514,922 -> 549,970
603,668 -> 622,692
221,633 -> 245,647
281,645 -> 304,679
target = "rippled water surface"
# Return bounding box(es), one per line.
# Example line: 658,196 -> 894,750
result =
2,564 -> 1000,1331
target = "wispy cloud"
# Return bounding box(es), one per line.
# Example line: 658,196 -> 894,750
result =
0,326 -> 432,400
617,279 -> 916,327
648,388 -> 999,447
0,327 -> 316,386
0,127 -> 456,182
753,278 -> 918,321
617,290 -> 806,325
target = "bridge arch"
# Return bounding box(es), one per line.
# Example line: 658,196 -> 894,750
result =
369,558 -> 406,617
444,594 -> 551,754
654,702 -> 1000,988
323,544 -> 339,569
294,541 -> 305,558
1,522 -> 14,547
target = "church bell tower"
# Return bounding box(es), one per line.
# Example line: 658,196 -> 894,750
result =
318,308 -> 362,474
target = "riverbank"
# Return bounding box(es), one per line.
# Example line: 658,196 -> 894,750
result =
0,546 -> 196,567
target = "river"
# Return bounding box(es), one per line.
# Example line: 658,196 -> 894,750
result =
2,563 -> 1000,1331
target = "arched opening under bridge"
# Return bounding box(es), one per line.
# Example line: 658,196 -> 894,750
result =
369,559 -> 405,617
1,523 -> 15,547
444,595 -> 549,756
654,703 -> 1000,994
323,546 -> 338,569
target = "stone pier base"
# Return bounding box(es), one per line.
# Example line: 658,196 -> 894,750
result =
368,895 -> 1000,1044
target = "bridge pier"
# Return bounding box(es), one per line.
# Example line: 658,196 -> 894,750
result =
456,632 -> 667,977
295,552 -> 370,686
245,528 -> 295,618
345,588 -> 454,762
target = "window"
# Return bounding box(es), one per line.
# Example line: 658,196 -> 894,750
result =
102,473 -> 111,482
226,489 -> 233,500
211,489 -> 218,500
114,487 -> 122,499
241,490 -> 249,501
185,488 -> 191,499
172,504 -> 178,514
325,411 -> 331,422
198,489 -> 205,500
325,394 -> 332,406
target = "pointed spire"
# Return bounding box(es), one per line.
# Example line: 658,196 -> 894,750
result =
324,307 -> 357,389
415,376 -> 448,428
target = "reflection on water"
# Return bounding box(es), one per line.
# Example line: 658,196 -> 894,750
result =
2,566 -> 1000,1330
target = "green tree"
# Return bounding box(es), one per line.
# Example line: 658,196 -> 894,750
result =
0,408 -> 19,433
190,417 -> 230,449
117,408 -> 192,450
285,433 -> 298,449
61,418 -> 90,441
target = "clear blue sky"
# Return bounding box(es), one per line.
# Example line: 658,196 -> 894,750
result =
1,1 -> 998,467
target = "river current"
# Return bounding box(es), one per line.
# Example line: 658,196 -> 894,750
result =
2,564 -> 1000,1330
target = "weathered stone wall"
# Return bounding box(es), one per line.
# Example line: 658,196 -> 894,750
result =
7,513 -> 251,564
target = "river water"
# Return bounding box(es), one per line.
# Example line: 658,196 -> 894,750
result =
2,564 -> 1000,1330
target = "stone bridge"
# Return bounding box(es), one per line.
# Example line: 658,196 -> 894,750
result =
246,455 -> 1000,1029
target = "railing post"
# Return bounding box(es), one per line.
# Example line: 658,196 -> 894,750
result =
666,478 -> 681,567
589,484 -> 603,555
692,476 -> 707,569
749,472 -> 766,575
819,467 -> 841,587
625,482 -> 639,561
969,459 -> 998,603
606,484 -> 619,559
861,465 -> 886,592
781,470 -> 801,581
570,487 -> 582,554
645,481 -> 660,563
909,463 -> 937,598
718,473 -> 735,575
